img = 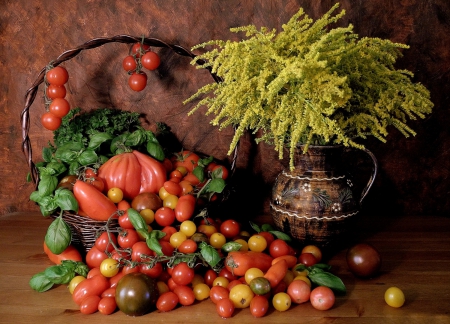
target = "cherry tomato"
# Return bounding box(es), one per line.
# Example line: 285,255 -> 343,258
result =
310,286 -> 335,310
301,245 -> 322,263
250,295 -> 269,318
298,252 -> 318,267
220,219 -> 240,239
171,262 -> 195,286
258,231 -> 275,248
87,267 -> 102,279
178,180 -> 194,195
204,269 -> 218,287
95,231 -> 117,253
131,241 -> 153,262
287,279 -> 311,304
244,267 -> 265,285
179,220 -> 196,237
209,285 -> 229,304
154,207 -> 176,227
216,298 -> 235,318
46,66 -> 69,85
384,287 -> 405,308
41,112 -> 61,131
249,277 -> 271,296
210,232 -> 226,249
131,43 -> 150,57
173,285 -> 195,306
80,295 -> 101,314
107,187 -> 124,203
162,194 -> 178,209
139,262 -> 163,279
212,165 -> 229,180
248,235 -> 267,252
68,275 -> 86,294
156,291 -> 179,312
229,284 -> 254,308
197,224 -> 218,238
73,274 -> 109,305
49,98 -> 70,118
174,194 -> 196,223
159,240 -> 175,256
122,264 -> 140,275
128,71 -> 147,92
139,208 -> 155,224
269,239 -> 291,258
85,245 -> 108,269
117,229 -> 140,249
109,271 -> 126,288
272,292 -> 291,311
141,51 -> 161,70
98,296 -> 117,315
193,283 -> 210,301
163,180 -> 182,196
101,287 -> 116,298
212,276 -> 229,288
122,55 -> 137,71
169,231 -> 187,248
160,226 -> 177,242
100,258 -> 120,277
46,84 -> 66,99
346,243 -> 382,278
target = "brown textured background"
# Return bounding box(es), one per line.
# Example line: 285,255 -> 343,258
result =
1,0 -> 449,219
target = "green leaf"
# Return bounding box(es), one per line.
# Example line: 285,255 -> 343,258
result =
88,132 -> 113,150
127,208 -> 148,233
77,149 -> 98,165
110,133 -> 129,154
46,162 -> 67,176
199,242 -> 221,268
311,263 -> 332,271
69,161 -> 81,175
150,230 -> 166,241
44,265 -> 73,284
146,142 -> 165,161
38,196 -> 58,216
147,237 -> 163,256
42,147 -> 53,162
204,178 -> 226,194
70,261 -> 89,277
29,272 -> 54,292
249,221 -> 261,233
44,216 -> 72,254
261,224 -> 275,232
269,230 -> 292,242
54,188 -> 78,212
38,174 -> 58,197
293,263 -> 307,272
193,166 -> 205,182
198,156 -> 214,168
221,241 -> 242,253
308,271 -> 346,295
54,142 -> 84,163
125,128 -> 146,147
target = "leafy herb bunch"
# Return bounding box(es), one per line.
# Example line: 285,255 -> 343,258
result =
185,3 -> 434,170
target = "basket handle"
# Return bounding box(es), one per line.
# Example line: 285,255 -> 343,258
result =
20,35 -> 236,188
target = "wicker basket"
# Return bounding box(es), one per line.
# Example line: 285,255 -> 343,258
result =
20,35 -> 235,253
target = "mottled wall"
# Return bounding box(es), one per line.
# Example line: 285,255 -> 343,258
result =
1,0 -> 449,218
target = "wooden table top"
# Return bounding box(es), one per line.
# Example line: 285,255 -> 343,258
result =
0,212 -> 449,323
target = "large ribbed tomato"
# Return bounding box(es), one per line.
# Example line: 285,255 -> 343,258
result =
98,150 -> 167,200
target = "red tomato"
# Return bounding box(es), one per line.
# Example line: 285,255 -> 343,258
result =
132,150 -> 167,194
131,241 -> 154,262
139,262 -> 163,278
212,165 -> 229,180
174,194 -> 196,222
95,232 -> 118,253
220,219 -> 241,239
287,279 -> 311,304
258,231 -> 275,248
72,274 -> 109,305
122,55 -> 137,71
216,298 -> 235,318
98,296 -> 117,315
122,264 -> 140,275
269,239 -> 291,258
46,84 -> 66,99
101,287 -> 117,298
46,66 -> 69,85
160,226 -> 177,242
346,243 -> 382,278
171,262 -> 195,286
204,269 -> 218,287
310,286 -> 335,310
49,98 -> 70,118
163,180 -> 182,196
298,253 -> 318,267
155,207 -> 176,227
177,239 -> 198,254
85,246 -> 109,269
85,175 -> 105,193
301,245 -> 323,263
87,267 -> 103,279
80,295 -> 101,314
172,151 -> 200,173
157,291 -> 179,312
159,240 -> 175,256
43,242 -> 82,264
117,229 -> 140,249
173,285 -> 195,306
109,271 -> 126,288
225,251 -> 273,277
131,43 -> 150,57
218,268 -> 238,282
141,51 -> 161,70
250,295 -> 269,318
72,180 -> 117,221
128,71 -> 147,91
41,112 -> 61,131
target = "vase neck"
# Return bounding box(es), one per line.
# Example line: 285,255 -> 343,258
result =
293,145 -> 344,176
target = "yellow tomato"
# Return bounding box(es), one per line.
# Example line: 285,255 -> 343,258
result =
229,284 -> 254,308
68,275 -> 86,294
293,275 -> 311,287
384,287 -> 405,308
272,292 -> 292,311
247,235 -> 267,252
244,267 -> 265,285
139,208 -> 155,224
107,188 -> 123,203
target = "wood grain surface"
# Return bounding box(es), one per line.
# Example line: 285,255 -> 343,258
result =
1,0 -> 449,217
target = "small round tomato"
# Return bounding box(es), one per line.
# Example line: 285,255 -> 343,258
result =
117,229 -> 140,249
248,235 -> 267,252
139,262 -> 163,279
46,66 -> 69,85
212,276 -> 229,288
131,43 -> 150,57
128,71 -> 147,92
169,231 -> 187,249
298,253 -> 318,267
209,285 -> 229,304
258,231 -> 275,248
301,245 -> 322,263
154,207 -> 176,227
179,220 -> 196,238
163,194 -> 179,209
287,279 -> 311,304
41,112 -> 61,131
107,188 -> 124,203
250,295 -> 269,318
46,84 -> 66,99
171,262 -> 195,286
141,51 -> 161,70
159,240 -> 175,256
163,180 -> 182,196
244,268 -> 265,285
220,219 -> 240,239
249,277 -> 271,296
229,284 -> 254,309
212,165 -> 229,180
346,243 -> 382,278
85,245 -> 108,269
193,283 -> 210,301
216,298 -> 235,318
122,55 -> 137,71
310,286 -> 335,310
173,285 -> 195,306
209,232 -> 226,249
49,98 -> 70,118
80,295 -> 101,314
204,269 -> 218,287
384,287 -> 405,308
131,241 -> 153,262
68,275 -> 86,294
269,239 -> 291,258
157,291 -> 179,312
197,224 -> 218,238
100,258 -> 120,277
95,231 -> 117,253
139,208 -> 155,224
160,226 -> 177,242
272,292 -> 291,311
98,296 -> 117,315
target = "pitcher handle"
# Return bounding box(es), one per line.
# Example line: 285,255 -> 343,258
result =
359,148 -> 378,204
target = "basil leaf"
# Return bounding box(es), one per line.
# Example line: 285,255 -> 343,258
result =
55,142 -> 84,163
38,196 -> 58,216
198,156 -> 214,168
127,208 -> 148,233
147,237 -> 163,256
221,241 -> 242,253
261,224 -> 275,232
308,271 -> 346,295
29,272 -> 54,292
199,242 -> 221,268
69,161 -> 81,175
193,166 -> 205,182
88,132 -> 113,150
73,261 -> 89,277
77,149 -> 98,165
150,230 -> 166,241
54,188 -> 78,212
204,178 -> 225,194
249,221 -> 261,233
44,265 -> 73,284
42,147 -> 53,162
311,263 -> 332,271
269,230 -> 292,242
45,216 -> 72,254
125,128 -> 146,147
46,162 -> 67,176
110,133 -> 129,154
146,142 -> 165,161
38,174 -> 58,197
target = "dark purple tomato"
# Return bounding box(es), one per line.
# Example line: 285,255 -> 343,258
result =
346,243 -> 381,278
